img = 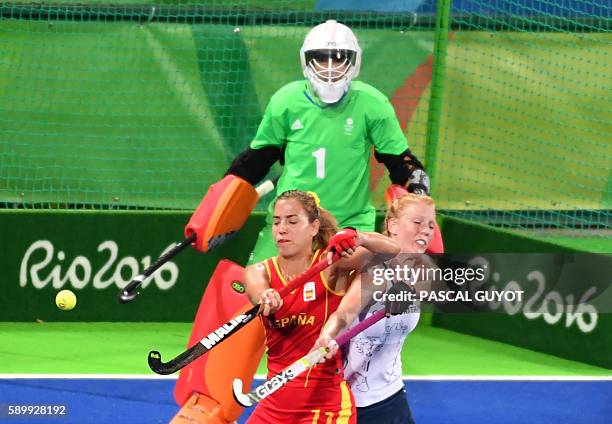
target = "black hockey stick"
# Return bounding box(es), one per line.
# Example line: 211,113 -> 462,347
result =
148,256 -> 337,375
117,177 -> 278,304
232,309 -> 386,407
117,233 -> 196,304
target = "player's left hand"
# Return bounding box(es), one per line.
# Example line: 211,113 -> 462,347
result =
407,168 -> 430,195
311,335 -> 338,363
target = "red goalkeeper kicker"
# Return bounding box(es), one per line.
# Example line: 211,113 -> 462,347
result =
185,175 -> 260,253
118,176 -> 277,304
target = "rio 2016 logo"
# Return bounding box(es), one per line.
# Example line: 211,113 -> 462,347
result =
467,256 -> 598,334
19,240 -> 179,290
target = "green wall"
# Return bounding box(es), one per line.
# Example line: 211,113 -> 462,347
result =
434,216 -> 612,369
0,210 -> 266,321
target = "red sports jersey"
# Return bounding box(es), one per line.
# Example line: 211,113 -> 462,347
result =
262,249 -> 344,388
247,250 -> 356,424
247,383 -> 355,424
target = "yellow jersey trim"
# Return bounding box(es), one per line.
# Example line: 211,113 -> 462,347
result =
320,270 -> 345,296
337,381 -> 353,423
271,256 -> 287,286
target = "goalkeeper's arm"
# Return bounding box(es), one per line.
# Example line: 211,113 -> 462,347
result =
374,149 -> 430,195
376,149 -> 444,254
225,146 -> 282,185
185,146 -> 282,252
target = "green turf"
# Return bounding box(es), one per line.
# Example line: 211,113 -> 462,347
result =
0,323 -> 190,374
1,322 -> 609,376
401,325 -> 611,376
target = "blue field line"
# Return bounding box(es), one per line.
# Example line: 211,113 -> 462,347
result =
0,378 -> 610,424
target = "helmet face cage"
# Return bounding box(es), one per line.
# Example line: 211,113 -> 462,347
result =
300,20 -> 362,103
305,49 -> 357,83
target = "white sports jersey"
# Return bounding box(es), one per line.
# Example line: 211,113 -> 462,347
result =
343,280 -> 420,407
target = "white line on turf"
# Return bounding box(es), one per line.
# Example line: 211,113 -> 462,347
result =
0,374 -> 179,380
0,374 -> 610,381
398,375 -> 612,381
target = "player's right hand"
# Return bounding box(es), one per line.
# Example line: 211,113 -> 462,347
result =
258,288 -> 283,316
325,228 -> 358,263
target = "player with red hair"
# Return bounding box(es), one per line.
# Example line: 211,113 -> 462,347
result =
313,193 -> 438,424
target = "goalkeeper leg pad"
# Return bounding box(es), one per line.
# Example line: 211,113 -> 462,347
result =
186,175 -> 259,252
170,393 -> 229,424
174,260 -> 265,421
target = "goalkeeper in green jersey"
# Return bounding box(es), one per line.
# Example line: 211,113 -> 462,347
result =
187,19 -> 431,263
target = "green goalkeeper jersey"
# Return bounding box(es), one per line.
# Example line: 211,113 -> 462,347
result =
251,80 -> 408,230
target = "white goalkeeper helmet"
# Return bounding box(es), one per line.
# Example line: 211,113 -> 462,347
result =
300,20 -> 362,104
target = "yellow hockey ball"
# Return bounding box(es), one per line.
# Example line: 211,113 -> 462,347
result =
55,289 -> 77,311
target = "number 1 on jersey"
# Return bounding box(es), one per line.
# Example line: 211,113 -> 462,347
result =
311,147 -> 326,179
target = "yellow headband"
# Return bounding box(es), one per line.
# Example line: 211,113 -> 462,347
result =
307,191 -> 321,207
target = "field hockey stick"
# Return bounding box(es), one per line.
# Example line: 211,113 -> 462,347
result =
232,309 -> 386,407
117,177 -> 278,304
148,255 -> 339,375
